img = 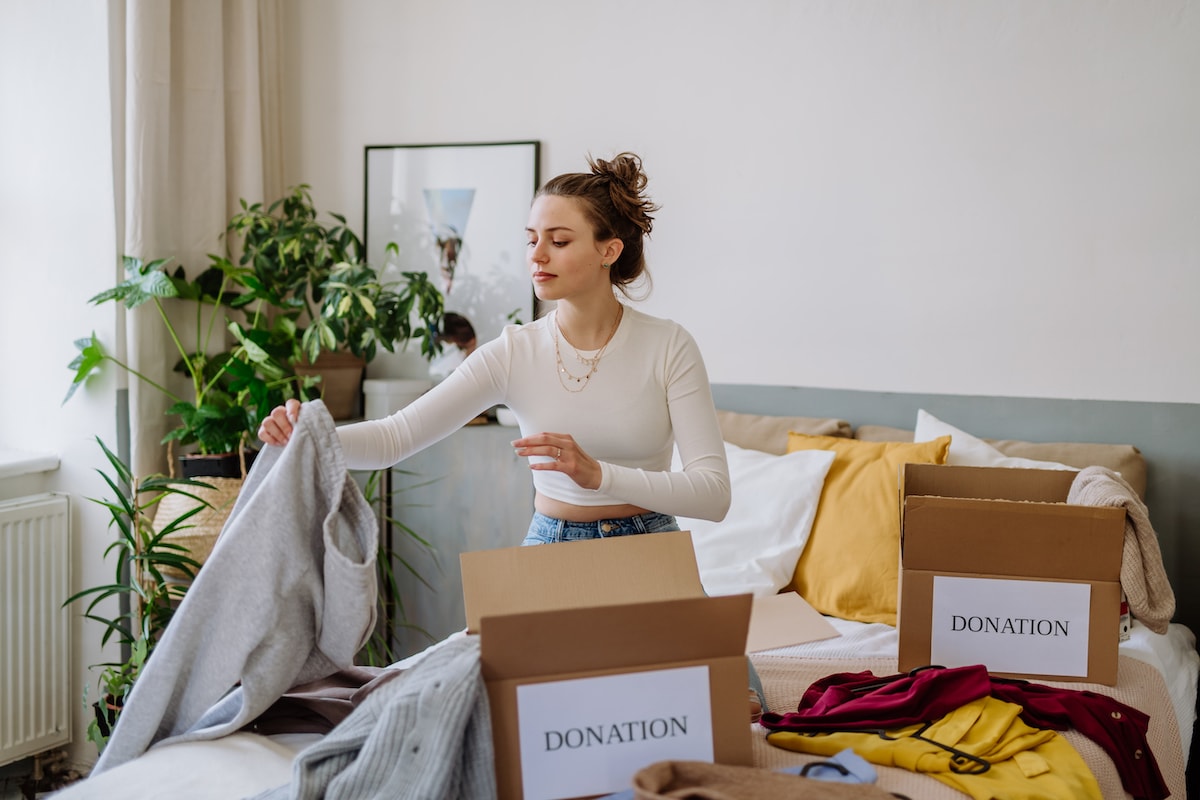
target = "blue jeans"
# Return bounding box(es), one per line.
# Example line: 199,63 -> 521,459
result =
522,511 -> 680,546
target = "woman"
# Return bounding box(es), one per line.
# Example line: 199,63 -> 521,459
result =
258,152 -> 730,544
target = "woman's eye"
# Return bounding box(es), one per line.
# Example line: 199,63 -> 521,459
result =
552,241 -> 568,247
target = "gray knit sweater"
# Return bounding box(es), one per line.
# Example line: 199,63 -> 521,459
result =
94,400 -> 379,774
253,634 -> 496,800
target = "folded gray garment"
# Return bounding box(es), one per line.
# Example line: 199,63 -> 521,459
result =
252,634 -> 495,800
94,400 -> 379,774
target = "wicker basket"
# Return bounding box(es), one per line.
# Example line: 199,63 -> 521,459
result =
152,476 -> 244,580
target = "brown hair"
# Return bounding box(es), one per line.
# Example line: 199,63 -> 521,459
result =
537,152 -> 660,296
437,312 -> 476,347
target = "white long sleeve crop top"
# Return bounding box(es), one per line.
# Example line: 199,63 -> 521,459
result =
337,305 -> 731,521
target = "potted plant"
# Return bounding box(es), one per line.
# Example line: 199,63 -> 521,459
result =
314,244 -> 445,366
226,186 -> 446,419
225,184 -> 367,418
65,254 -> 301,477
64,438 -> 215,752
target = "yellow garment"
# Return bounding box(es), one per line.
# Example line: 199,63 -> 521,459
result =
766,696 -> 1101,800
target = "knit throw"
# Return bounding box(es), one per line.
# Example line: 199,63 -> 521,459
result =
1067,466 -> 1175,634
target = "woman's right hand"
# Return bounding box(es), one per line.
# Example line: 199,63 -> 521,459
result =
258,398 -> 302,447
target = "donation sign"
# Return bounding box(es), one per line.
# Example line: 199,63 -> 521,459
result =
516,665 -> 713,800
930,575 -> 1091,677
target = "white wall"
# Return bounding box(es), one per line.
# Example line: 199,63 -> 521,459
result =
283,0 -> 1200,404
0,2 -> 121,767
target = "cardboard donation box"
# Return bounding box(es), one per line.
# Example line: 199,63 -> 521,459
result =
898,463 -> 1126,685
460,531 -> 753,800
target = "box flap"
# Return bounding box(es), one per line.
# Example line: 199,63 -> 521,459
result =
480,594 -> 752,681
460,530 -> 704,633
902,462 -> 1078,505
746,591 -> 839,653
902,495 -> 1124,580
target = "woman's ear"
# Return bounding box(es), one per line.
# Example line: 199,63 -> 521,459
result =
600,237 -> 624,266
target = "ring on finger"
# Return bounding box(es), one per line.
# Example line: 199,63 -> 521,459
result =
556,447 -> 562,460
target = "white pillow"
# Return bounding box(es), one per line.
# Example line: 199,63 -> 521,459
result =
675,442 -> 835,598
914,409 -> 1075,471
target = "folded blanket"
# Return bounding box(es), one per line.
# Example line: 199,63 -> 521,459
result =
1067,466 -> 1175,634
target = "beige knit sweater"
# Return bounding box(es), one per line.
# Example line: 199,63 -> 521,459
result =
1067,465 -> 1175,634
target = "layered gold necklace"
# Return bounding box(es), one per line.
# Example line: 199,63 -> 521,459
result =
553,304 -> 624,393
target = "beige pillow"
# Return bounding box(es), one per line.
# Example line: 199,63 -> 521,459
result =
716,409 -> 851,456
853,424 -> 914,443
989,440 -> 1145,499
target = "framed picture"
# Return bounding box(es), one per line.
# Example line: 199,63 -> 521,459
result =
364,141 -> 540,347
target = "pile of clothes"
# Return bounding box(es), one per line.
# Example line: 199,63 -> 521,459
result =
760,663 -> 1166,800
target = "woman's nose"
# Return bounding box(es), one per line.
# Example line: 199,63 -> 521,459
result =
530,240 -> 548,263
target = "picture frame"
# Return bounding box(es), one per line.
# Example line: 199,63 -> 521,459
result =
363,141 -> 540,347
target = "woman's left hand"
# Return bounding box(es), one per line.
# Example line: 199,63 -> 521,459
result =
512,432 -> 601,490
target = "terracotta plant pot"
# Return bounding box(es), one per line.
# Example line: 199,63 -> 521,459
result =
294,350 -> 367,420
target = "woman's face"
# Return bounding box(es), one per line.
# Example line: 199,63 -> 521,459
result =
525,195 -> 615,304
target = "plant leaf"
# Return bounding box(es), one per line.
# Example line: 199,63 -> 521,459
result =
64,333 -> 108,404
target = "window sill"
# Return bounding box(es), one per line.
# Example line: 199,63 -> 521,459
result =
0,448 -> 60,480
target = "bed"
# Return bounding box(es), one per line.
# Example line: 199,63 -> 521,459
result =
54,390 -> 1200,799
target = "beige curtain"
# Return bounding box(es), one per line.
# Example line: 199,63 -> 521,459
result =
109,0 -> 284,477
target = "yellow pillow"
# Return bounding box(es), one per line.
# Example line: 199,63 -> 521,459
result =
785,433 -> 951,625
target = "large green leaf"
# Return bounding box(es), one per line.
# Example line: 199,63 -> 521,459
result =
63,334 -> 107,403
89,256 -> 180,308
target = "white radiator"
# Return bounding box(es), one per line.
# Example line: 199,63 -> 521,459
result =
0,493 -> 71,766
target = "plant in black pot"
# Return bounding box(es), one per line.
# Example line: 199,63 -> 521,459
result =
226,186 -> 445,419
64,438 -> 215,752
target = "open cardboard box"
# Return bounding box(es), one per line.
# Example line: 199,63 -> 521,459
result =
460,530 -> 834,800
897,463 -> 1126,685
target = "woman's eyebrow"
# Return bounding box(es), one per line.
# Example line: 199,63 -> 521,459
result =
525,225 -> 577,234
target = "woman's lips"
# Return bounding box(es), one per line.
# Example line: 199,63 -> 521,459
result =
532,271 -> 556,282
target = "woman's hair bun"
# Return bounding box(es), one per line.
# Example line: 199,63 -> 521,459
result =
591,152 -> 646,190
588,152 -> 657,236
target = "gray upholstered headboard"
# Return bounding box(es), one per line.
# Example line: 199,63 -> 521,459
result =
710,383 -> 1200,638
